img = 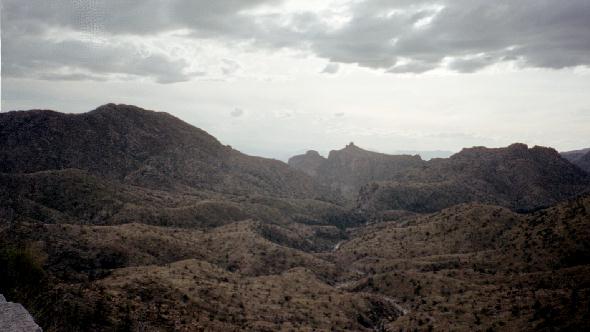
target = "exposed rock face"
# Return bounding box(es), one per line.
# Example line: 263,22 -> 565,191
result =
562,148 -> 590,173
0,104 -> 335,201
289,143 -> 424,199
359,143 -> 590,213
0,295 -> 42,332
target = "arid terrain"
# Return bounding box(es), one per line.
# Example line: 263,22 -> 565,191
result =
1,104 -> 589,331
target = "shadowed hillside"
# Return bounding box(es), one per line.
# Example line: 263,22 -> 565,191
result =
291,142 -> 590,213
359,143 -> 590,213
0,104 -> 336,201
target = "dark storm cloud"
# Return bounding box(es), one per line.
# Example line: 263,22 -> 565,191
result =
3,0 -> 590,83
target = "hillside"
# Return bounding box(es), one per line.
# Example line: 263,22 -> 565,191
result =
2,193 -> 588,331
332,194 -> 590,331
0,104 -> 335,200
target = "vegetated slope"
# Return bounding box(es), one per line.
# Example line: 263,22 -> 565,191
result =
332,194 -> 590,331
358,143 -> 590,213
289,143 -> 424,199
0,170 -> 361,265
2,193 -> 588,331
2,104 -> 589,331
0,216 -> 396,331
0,104 -> 335,200
562,148 -> 590,173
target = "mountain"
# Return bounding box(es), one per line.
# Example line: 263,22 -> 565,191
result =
359,143 -> 590,213
562,148 -> 590,173
289,142 -> 424,199
0,104 -> 335,200
0,104 -> 359,244
2,104 -> 589,331
290,143 -> 590,213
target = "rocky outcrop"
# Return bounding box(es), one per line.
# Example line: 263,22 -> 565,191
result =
0,295 -> 42,332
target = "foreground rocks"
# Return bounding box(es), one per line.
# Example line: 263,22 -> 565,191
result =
0,295 -> 42,332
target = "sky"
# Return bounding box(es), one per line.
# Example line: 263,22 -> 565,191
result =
2,0 -> 590,160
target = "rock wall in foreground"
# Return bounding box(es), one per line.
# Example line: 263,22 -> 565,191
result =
0,294 -> 42,332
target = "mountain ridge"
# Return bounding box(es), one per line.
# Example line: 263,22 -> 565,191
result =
0,104 -> 337,201
290,142 -> 590,213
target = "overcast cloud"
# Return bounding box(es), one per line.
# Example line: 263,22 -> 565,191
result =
3,0 -> 590,81
2,0 -> 590,157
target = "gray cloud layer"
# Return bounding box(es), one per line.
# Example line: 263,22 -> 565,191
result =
3,0 -> 590,83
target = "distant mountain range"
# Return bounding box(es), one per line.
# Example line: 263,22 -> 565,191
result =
290,142 -> 590,213
1,104 -> 589,331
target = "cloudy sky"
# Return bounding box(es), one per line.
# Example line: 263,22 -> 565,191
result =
2,0 -> 590,160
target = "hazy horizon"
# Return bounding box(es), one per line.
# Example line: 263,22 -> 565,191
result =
3,102 -> 587,162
